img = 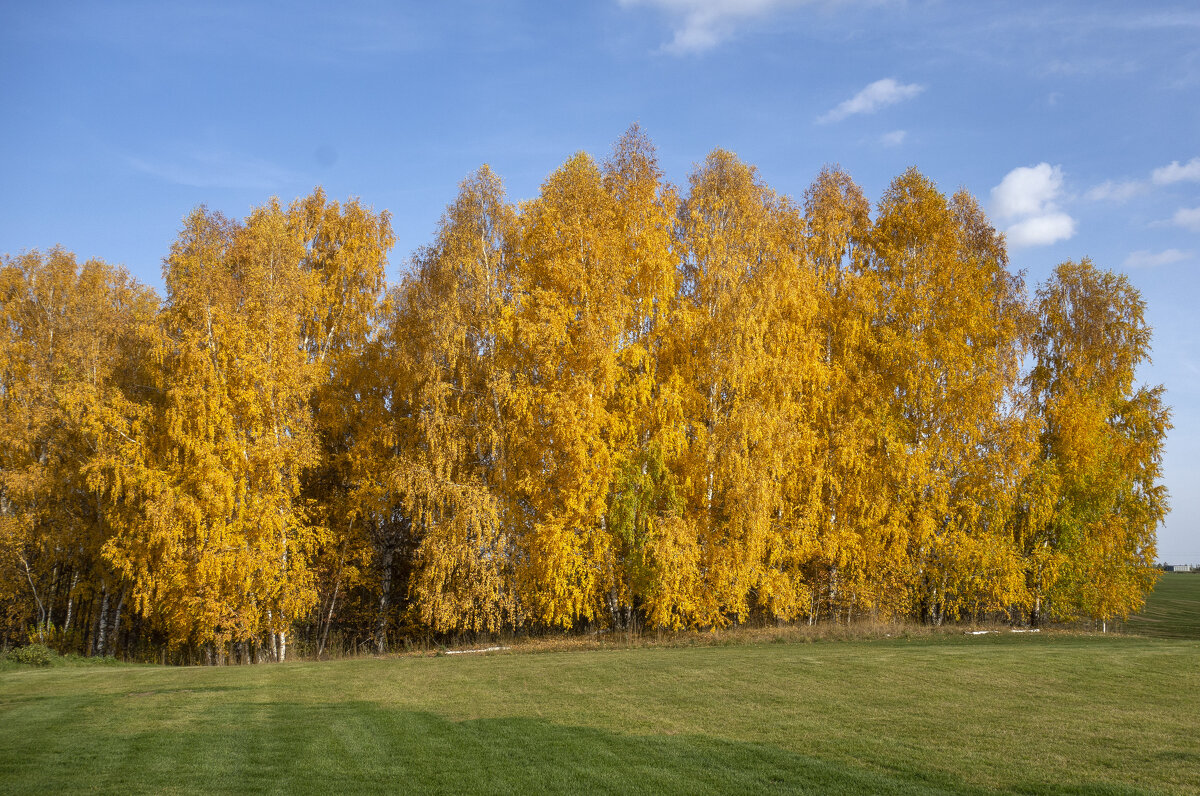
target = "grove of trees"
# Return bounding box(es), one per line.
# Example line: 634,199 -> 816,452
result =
0,128 -> 1170,662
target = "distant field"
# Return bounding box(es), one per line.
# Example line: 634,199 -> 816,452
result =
1,633 -> 1197,794
1125,572 -> 1200,639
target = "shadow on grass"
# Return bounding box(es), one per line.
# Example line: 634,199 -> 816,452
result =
0,699 -> 999,795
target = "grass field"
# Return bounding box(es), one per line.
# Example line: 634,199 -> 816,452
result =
1,632 -> 1198,794
1125,572 -> 1200,639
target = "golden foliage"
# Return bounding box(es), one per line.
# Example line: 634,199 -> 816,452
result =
0,131 -> 1171,657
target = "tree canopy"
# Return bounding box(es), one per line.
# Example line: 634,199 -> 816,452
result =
0,129 -> 1169,661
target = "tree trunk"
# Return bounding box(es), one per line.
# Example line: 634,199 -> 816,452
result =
828,566 -> 839,625
376,544 -> 395,655
93,586 -> 109,657
107,590 -> 125,658
63,571 -> 78,635
18,555 -> 46,643
267,611 -> 278,662
46,565 -> 59,632
929,585 -> 943,627
318,579 -> 340,658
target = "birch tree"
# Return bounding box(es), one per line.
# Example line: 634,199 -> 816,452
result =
1024,259 -> 1169,626
869,170 -> 1033,624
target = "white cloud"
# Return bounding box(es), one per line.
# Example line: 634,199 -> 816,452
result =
879,130 -> 906,147
1006,213 -> 1076,248
818,78 -> 924,124
126,148 -> 299,191
619,0 -> 807,54
990,163 -> 1076,248
1123,248 -> 1193,268
1085,179 -> 1146,202
1152,157 -> 1200,185
1174,206 -> 1200,232
1083,157 -> 1200,206
991,163 -> 1064,219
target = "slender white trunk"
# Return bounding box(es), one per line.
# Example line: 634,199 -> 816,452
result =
63,571 -> 78,633
828,566 -> 839,625
18,555 -> 46,643
318,580 -> 340,658
108,591 -> 125,657
46,565 -> 58,630
376,544 -> 395,655
94,586 -> 109,656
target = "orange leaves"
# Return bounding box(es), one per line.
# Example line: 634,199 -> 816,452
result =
0,249 -> 160,648
0,131 -> 1171,656
87,190 -> 397,649
864,169 -> 1037,624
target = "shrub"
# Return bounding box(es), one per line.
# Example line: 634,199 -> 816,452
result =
8,643 -> 57,667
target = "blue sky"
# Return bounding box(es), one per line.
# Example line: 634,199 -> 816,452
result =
2,0 -> 1198,562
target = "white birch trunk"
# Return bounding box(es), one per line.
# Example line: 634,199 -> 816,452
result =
63,571 -> 78,634
376,544 -> 395,655
94,586 -> 109,656
108,591 -> 125,657
318,579 -> 340,658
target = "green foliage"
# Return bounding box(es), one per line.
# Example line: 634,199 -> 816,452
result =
6,642 -> 56,666
1023,260 -> 1170,624
607,443 -> 684,603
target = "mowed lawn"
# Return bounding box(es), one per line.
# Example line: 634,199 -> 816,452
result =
1125,573 -> 1200,639
1,633 -> 1198,794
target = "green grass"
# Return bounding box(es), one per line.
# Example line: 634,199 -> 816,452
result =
1,633 -> 1198,794
1125,573 -> 1200,639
